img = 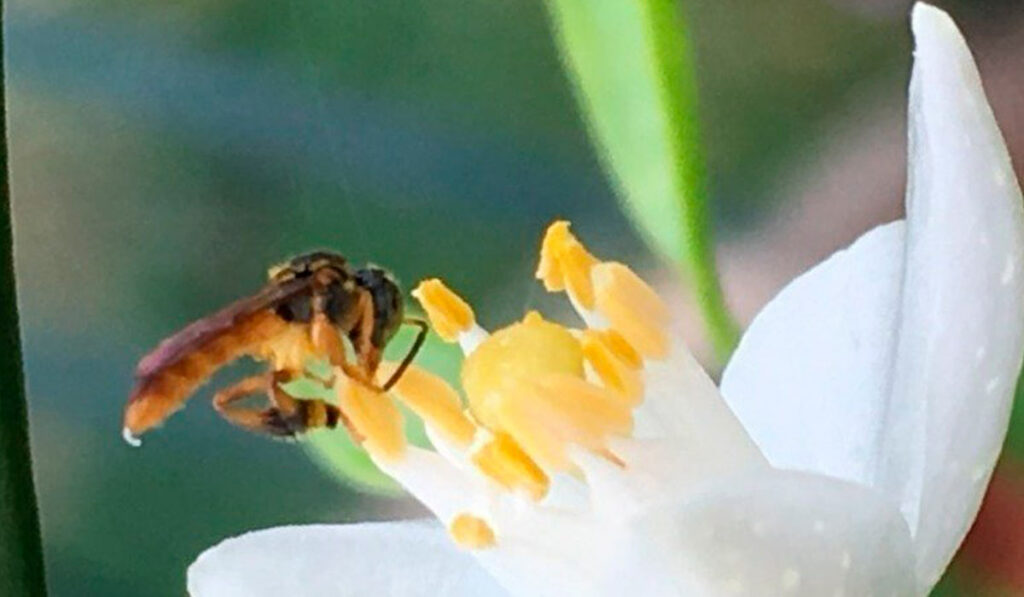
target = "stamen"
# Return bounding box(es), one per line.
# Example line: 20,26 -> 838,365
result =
491,375 -> 633,472
536,220 -> 572,291
536,221 -> 598,309
592,329 -> 643,370
459,311 -> 636,472
580,330 -> 644,405
412,279 -> 475,342
449,513 -> 496,549
336,378 -> 406,461
378,362 -> 476,448
592,263 -> 670,359
471,432 -> 549,500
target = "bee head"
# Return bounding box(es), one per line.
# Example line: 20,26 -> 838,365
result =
268,251 -> 350,282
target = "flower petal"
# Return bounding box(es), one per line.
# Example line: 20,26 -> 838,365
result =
877,4 -> 1024,587
630,469 -> 917,596
720,221 -> 906,486
723,4 -> 1024,589
187,522 -> 506,597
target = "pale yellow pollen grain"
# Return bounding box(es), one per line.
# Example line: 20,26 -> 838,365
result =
411,279 -> 475,342
471,432 -> 549,500
593,262 -> 670,359
336,379 -> 406,462
449,513 -> 496,550
377,362 -> 476,448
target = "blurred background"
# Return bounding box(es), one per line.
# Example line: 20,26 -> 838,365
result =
8,0 -> 1024,594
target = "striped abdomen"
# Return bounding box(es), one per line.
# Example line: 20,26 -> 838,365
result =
123,310 -> 302,436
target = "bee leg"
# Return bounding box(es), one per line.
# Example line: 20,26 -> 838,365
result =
265,370 -> 363,442
311,292 -> 384,392
211,371 -> 356,440
352,291 -> 384,381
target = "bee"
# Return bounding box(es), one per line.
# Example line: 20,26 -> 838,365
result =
122,251 -> 427,446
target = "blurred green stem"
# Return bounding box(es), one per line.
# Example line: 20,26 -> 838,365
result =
0,2 -> 50,593
544,0 -> 739,362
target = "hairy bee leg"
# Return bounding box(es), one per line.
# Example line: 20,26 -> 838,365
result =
212,374 -> 275,433
352,291 -> 381,376
211,372 -> 352,439
310,293 -> 384,392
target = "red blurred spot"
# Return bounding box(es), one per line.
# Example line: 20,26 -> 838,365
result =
959,458 -> 1024,590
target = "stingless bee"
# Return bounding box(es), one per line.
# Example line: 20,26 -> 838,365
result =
122,251 -> 427,446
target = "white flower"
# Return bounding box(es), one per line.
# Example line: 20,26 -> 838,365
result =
187,4 -> 1024,596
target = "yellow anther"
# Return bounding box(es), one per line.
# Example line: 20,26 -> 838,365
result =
336,379 -> 406,462
532,374 -> 633,444
378,362 -> 476,448
593,262 -> 670,359
581,330 -> 644,405
598,329 -> 643,369
461,311 -> 584,431
536,220 -> 572,291
472,432 -> 549,501
494,374 -> 632,471
412,279 -> 475,342
536,221 -> 598,309
449,513 -> 496,550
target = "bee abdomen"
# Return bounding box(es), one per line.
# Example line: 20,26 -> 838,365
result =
124,311 -> 291,435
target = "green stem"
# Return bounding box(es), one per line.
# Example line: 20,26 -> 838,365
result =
0,2 -> 50,593
543,0 -> 740,364
650,0 -> 739,361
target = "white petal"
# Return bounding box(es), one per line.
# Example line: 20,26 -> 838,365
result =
630,469 -> 917,596
720,221 -> 906,486
375,446 -> 483,522
877,4 -> 1024,587
640,343 -> 766,476
187,522 -> 506,597
723,4 -> 1024,589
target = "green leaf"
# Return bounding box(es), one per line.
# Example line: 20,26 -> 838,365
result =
544,0 -> 739,362
0,4 -> 49,590
295,326 -> 463,494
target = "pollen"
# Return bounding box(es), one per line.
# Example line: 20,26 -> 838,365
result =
378,362 -> 476,447
592,262 -> 670,359
471,432 -> 549,500
449,513 -> 496,550
580,330 -> 644,405
536,221 -> 598,309
461,311 -> 584,431
381,220 -> 672,509
336,379 -> 406,461
412,279 -> 475,342
461,312 -> 632,471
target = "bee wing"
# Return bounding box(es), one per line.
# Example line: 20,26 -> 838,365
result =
134,276 -> 312,380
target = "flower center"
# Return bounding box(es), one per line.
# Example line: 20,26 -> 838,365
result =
329,221 -> 677,548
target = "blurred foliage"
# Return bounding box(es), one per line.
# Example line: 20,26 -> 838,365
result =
7,0 -> 1023,595
544,0 -> 738,359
